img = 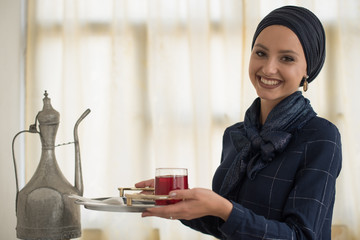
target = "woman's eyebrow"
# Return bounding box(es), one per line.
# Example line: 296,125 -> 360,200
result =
254,43 -> 299,56
278,49 -> 299,56
253,43 -> 268,51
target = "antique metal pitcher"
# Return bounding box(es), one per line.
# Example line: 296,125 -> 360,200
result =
12,91 -> 90,240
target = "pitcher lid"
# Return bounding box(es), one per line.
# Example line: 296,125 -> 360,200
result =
37,91 -> 60,125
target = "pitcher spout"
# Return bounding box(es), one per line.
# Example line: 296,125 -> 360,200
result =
74,108 -> 91,196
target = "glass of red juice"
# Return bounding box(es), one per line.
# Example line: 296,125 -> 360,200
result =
155,168 -> 188,205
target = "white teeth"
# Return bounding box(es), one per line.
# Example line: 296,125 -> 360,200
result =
260,77 -> 280,86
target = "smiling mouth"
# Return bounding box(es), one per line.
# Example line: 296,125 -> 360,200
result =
259,76 -> 281,87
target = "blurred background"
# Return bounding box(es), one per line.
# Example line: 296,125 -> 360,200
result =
1,0 -> 359,239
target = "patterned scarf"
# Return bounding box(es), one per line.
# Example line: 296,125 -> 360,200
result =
219,91 -> 316,196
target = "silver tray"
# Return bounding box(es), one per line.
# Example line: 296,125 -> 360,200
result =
75,197 -> 157,212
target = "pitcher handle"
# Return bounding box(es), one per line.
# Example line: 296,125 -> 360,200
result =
12,114 -> 39,213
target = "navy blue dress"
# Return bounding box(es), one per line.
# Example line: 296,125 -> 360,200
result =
181,116 -> 342,239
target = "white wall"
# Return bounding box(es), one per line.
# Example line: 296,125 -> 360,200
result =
0,0 -> 23,239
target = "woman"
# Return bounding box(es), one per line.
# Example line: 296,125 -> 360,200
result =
136,5 -> 342,239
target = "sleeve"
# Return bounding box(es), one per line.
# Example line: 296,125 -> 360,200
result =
219,120 -> 342,239
180,216 -> 224,239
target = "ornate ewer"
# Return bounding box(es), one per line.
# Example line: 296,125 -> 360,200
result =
12,91 -> 90,239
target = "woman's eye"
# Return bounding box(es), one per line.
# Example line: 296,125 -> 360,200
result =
256,51 -> 266,57
281,56 -> 294,62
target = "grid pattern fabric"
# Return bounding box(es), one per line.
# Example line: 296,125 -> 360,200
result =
182,116 -> 342,240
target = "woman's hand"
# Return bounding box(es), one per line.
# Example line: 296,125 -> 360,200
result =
141,188 -> 233,221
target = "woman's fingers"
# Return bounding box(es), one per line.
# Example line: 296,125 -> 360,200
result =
142,203 -> 185,219
135,179 -> 154,188
169,188 -> 201,200
141,188 -> 232,221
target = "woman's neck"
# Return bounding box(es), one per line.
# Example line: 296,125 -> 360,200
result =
260,99 -> 281,125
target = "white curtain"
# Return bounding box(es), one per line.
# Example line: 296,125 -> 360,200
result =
24,0 -> 360,239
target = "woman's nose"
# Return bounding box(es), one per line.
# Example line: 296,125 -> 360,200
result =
262,58 -> 278,75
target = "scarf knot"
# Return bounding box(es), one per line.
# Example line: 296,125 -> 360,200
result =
219,91 -> 316,195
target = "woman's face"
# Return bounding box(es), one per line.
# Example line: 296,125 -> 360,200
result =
249,25 -> 307,105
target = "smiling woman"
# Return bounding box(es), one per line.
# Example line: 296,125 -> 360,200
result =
136,6 -> 341,239
23,0 -> 360,239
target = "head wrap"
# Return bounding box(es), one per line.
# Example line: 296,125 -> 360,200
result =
251,6 -> 326,85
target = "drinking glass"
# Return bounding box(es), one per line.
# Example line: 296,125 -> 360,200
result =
155,168 -> 188,205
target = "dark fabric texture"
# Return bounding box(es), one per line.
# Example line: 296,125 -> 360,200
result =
181,94 -> 342,240
219,91 -> 316,196
181,114 -> 342,239
251,5 -> 326,85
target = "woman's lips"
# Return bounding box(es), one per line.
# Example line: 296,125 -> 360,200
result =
258,76 -> 281,88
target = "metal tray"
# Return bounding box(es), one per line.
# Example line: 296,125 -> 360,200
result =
75,197 -> 156,212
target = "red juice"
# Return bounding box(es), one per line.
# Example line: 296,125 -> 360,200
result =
155,175 -> 188,205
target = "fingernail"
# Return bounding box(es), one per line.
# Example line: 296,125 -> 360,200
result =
169,192 -> 177,197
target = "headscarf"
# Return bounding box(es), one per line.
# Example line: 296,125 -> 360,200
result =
251,6 -> 326,85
